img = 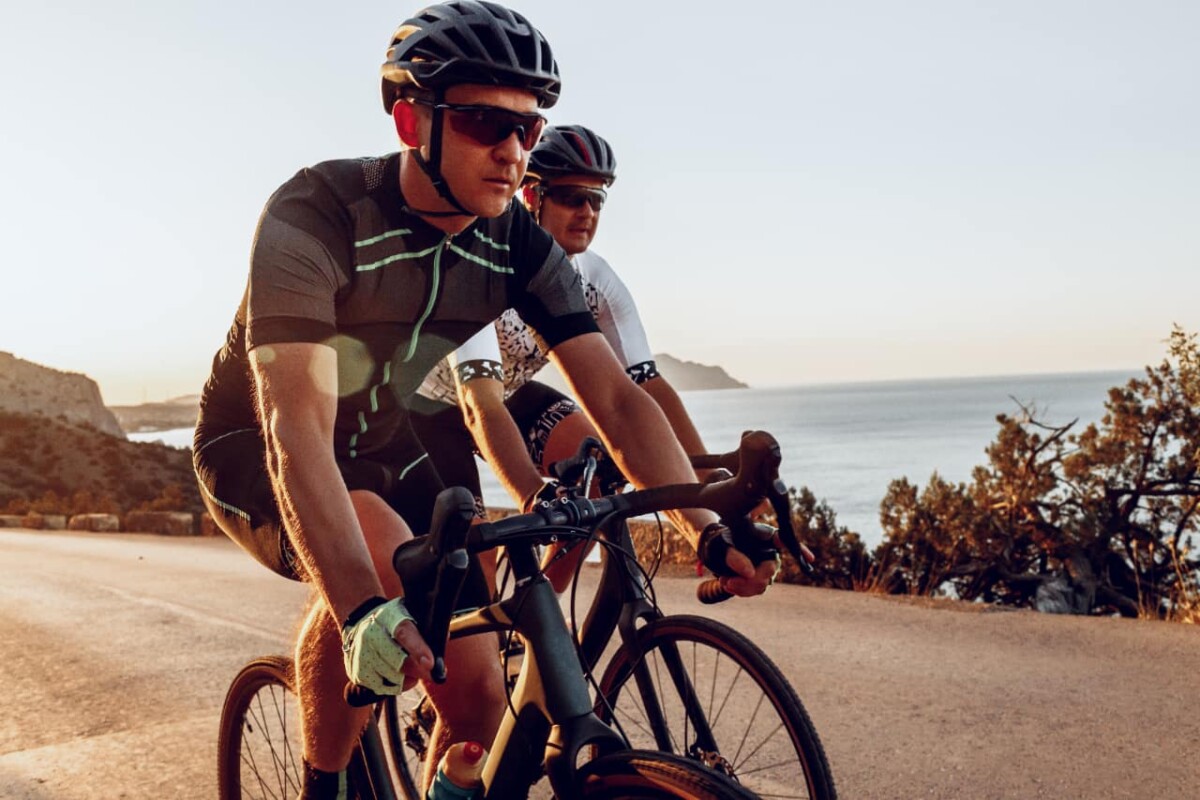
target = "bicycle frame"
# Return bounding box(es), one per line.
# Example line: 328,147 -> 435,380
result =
423,512 -> 723,799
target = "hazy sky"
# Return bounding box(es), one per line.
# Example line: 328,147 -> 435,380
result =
3,1 -> 1197,405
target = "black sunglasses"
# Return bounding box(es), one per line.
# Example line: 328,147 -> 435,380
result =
541,185 -> 607,212
417,101 -> 546,151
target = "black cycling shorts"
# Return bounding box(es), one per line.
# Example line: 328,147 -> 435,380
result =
408,381 -> 580,512
193,419 -> 489,605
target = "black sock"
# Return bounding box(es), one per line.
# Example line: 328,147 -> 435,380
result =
300,759 -> 348,800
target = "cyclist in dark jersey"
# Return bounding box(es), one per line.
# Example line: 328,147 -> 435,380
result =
194,4 -> 776,797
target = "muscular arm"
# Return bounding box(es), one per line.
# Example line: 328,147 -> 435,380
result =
457,377 -> 546,509
641,376 -> 707,464
250,342 -> 383,622
548,333 -> 716,549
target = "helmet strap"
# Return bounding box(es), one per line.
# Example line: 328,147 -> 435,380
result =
408,89 -> 474,218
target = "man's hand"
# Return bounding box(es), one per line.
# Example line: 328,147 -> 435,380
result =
698,522 -> 782,598
720,547 -> 781,597
341,597 -> 434,694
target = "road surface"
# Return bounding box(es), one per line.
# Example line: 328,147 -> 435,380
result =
1,529 -> 1197,798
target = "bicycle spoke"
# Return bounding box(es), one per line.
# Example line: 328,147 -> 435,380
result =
265,683 -> 299,797
733,719 -> 787,774
733,754 -> 802,779
234,680 -> 302,800
731,687 -> 767,767
598,618 -> 835,800
243,696 -> 275,799
711,661 -> 745,731
248,690 -> 290,798
619,688 -> 658,740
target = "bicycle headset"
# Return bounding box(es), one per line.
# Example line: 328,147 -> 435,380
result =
380,1 -> 561,216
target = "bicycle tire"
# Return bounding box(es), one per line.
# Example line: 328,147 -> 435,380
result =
577,749 -> 759,799
217,655 -> 304,800
595,615 -> 837,800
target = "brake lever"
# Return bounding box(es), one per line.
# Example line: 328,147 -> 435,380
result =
767,480 -> 814,575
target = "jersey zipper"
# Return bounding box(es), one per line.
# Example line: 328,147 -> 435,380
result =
402,232 -> 450,363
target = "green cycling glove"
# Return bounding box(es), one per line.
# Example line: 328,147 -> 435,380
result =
340,596 -> 416,695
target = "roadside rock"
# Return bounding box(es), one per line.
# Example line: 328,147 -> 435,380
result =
68,513 -> 121,533
124,511 -> 195,536
19,513 -> 68,530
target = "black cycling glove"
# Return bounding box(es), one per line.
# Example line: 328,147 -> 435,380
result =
698,521 -> 780,577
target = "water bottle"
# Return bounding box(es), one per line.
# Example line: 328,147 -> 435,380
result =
426,741 -> 486,800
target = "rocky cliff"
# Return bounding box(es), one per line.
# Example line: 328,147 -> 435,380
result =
109,395 -> 201,433
652,354 -> 748,391
0,352 -> 125,438
537,352 -> 747,394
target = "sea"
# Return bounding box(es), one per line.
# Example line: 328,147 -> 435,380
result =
130,369 -> 1139,548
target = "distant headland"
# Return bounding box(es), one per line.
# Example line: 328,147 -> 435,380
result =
535,352 -> 747,396
0,351 -> 745,436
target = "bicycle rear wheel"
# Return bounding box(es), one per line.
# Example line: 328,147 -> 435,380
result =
578,750 -> 759,799
595,615 -> 836,800
217,655 -> 303,800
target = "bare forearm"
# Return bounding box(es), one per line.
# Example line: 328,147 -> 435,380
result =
264,425 -> 383,621
251,343 -> 383,624
580,385 -> 715,547
643,377 -> 707,462
550,335 -> 717,547
460,383 -> 544,508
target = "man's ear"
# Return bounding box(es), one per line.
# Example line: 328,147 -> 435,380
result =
521,184 -> 540,214
392,101 -> 421,148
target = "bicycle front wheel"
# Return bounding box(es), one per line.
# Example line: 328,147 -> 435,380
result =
595,615 -> 836,800
382,689 -> 434,800
578,749 -> 759,799
217,655 -> 303,800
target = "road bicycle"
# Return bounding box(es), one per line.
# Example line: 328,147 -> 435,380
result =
218,431 -> 836,799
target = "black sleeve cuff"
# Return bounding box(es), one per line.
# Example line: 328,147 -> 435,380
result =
247,317 -> 337,350
342,595 -> 388,630
455,359 -> 505,385
626,360 -> 660,385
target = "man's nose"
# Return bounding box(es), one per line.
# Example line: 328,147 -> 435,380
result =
494,130 -> 524,163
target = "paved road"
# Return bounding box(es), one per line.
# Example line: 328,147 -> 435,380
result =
0,529 -> 308,799
2,529 -> 1198,799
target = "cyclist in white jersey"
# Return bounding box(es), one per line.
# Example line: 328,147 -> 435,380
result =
409,124 -> 708,587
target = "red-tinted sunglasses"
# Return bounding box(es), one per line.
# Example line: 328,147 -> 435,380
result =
541,185 -> 607,212
421,101 -> 546,151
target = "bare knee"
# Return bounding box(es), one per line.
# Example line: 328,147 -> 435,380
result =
429,637 -> 505,739
540,411 -> 598,474
350,490 -> 413,597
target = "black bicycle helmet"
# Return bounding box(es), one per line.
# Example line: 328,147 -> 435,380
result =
527,125 -> 617,185
381,1 -> 561,113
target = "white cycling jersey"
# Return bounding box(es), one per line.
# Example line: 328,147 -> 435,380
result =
418,249 -> 658,404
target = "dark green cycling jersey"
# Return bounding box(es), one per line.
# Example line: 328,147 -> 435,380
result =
196,152 -> 598,461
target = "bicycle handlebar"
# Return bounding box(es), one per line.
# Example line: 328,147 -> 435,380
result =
346,429 -> 810,705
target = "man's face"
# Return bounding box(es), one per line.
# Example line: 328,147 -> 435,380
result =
414,84 -> 542,218
533,175 -> 607,256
